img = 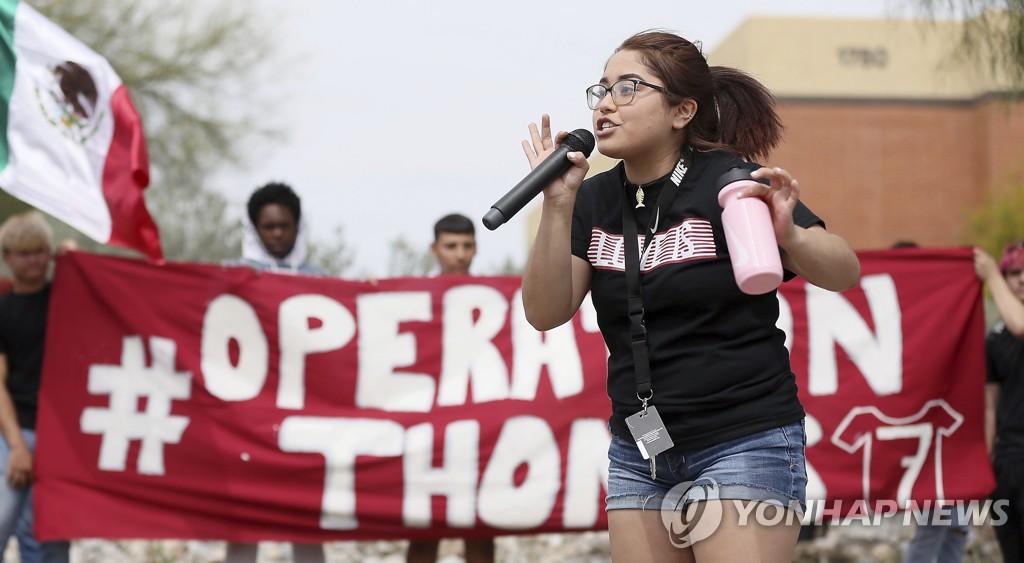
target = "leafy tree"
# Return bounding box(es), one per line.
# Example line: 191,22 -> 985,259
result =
34,0 -> 276,188
965,180 -> 1024,256
964,180 -> 1024,329
914,0 -> 1024,87
0,0 -> 357,275
27,0 -> 278,262
387,235 -> 436,277
308,226 -> 356,276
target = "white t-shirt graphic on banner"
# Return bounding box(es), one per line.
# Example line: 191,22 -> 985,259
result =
832,400 -> 962,506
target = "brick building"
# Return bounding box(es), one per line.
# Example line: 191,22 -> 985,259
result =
528,14 -> 1024,250
710,14 -> 1024,249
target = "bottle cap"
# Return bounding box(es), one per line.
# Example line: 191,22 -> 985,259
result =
715,167 -> 770,191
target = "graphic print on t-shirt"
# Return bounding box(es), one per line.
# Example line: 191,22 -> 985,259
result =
587,218 -> 716,272
832,400 -> 962,506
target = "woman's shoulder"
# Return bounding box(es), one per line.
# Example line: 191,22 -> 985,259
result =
695,149 -> 755,168
692,149 -> 761,184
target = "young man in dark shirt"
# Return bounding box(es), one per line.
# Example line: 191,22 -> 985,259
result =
0,211 -> 70,563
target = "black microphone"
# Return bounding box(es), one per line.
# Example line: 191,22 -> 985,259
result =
482,128 -> 595,230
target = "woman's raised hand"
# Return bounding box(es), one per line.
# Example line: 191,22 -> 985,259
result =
521,114 -> 589,207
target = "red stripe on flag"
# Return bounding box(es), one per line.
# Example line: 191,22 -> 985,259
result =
101,86 -> 163,261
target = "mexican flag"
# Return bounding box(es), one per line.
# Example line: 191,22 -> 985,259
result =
0,0 -> 162,260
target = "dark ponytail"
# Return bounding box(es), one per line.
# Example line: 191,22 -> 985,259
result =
617,30 -> 783,161
708,66 -> 783,161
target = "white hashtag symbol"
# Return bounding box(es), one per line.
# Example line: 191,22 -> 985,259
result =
80,336 -> 192,475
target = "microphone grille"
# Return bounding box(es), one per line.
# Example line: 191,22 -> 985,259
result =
563,129 -> 596,157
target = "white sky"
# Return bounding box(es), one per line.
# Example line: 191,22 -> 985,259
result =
212,0 -> 920,277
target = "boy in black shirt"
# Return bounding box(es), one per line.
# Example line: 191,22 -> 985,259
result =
0,211 -> 70,562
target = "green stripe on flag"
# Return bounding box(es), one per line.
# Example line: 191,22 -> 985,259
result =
0,0 -> 17,170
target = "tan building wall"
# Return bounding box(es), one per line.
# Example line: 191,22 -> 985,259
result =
709,16 -> 1010,100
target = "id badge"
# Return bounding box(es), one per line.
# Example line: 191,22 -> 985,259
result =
625,406 -> 674,460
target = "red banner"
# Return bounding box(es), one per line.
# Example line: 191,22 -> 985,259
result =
34,248 -> 993,541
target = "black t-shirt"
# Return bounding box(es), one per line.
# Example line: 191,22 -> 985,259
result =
986,322 -> 1024,460
0,284 -> 50,430
571,150 -> 822,451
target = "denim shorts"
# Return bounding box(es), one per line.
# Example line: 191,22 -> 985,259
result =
606,421 -> 807,515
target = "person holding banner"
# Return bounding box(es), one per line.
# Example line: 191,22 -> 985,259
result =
975,242 -> 1024,562
0,211 -> 70,563
976,243 -> 1024,338
406,212 -> 494,563
520,30 -> 860,562
899,240 -> 970,563
224,182 -> 326,562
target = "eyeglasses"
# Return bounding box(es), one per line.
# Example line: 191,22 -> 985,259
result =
585,79 -> 667,110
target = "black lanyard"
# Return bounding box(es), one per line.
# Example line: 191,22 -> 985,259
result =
620,155 -> 689,403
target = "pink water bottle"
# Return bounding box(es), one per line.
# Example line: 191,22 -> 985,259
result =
716,168 -> 783,295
